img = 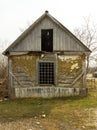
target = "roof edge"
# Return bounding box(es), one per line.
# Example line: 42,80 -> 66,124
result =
3,11 -> 91,55
3,11 -> 48,55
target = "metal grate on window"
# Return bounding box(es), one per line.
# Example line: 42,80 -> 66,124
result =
38,62 -> 55,85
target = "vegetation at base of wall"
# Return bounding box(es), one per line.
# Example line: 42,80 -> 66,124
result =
0,91 -> 97,129
0,64 -> 8,98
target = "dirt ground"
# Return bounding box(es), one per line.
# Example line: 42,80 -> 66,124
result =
0,108 -> 97,130
0,118 -> 80,130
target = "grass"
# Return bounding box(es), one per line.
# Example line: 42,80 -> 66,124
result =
0,98 -> 54,121
0,91 -> 97,129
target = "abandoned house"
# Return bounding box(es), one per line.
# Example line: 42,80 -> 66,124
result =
3,11 -> 91,98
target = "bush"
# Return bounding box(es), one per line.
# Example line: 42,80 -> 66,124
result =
0,65 -> 8,98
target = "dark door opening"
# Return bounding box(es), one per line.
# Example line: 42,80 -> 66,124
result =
41,29 -> 53,52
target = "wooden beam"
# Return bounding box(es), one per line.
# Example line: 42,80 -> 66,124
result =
9,72 -> 23,87
8,59 -> 13,88
82,61 -> 86,88
71,72 -> 84,86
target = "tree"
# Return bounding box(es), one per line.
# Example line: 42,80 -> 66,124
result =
73,16 -> 97,71
0,39 -> 8,97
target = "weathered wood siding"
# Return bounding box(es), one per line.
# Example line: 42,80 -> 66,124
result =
11,17 -> 86,52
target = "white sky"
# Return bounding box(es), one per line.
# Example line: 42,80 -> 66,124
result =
0,0 -> 97,50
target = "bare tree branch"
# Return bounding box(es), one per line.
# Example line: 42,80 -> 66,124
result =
73,16 -> 97,70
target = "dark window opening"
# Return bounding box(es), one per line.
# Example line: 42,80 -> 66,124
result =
38,62 -> 55,85
41,29 -> 53,52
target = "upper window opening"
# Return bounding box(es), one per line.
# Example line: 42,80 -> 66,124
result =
41,29 -> 53,52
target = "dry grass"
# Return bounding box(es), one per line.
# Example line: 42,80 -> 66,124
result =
0,92 -> 97,129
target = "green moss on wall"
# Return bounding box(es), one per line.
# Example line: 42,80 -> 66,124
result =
11,54 -> 40,80
57,55 -> 85,86
9,54 -> 85,88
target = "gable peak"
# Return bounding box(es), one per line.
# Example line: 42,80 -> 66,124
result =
45,10 -> 49,14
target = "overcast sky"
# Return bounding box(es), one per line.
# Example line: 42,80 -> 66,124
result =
0,0 -> 97,50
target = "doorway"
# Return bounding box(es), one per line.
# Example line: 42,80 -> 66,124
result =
41,29 -> 53,52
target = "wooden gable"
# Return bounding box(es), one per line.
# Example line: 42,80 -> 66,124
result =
3,11 -> 91,55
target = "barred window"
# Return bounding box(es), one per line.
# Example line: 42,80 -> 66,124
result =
38,62 -> 55,85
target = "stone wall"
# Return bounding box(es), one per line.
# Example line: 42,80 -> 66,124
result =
9,53 -> 86,98
15,87 -> 87,98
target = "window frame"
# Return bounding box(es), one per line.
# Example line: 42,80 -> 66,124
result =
41,29 -> 53,52
37,61 -> 56,86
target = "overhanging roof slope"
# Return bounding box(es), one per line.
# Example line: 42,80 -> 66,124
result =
3,11 -> 91,55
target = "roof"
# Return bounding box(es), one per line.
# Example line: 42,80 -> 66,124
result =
3,10 -> 91,55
